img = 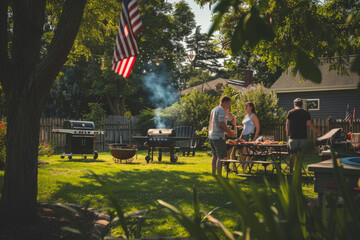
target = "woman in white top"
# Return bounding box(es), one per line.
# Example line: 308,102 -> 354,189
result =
239,102 -> 260,142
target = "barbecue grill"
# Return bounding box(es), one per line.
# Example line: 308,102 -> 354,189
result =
132,128 -> 191,163
52,120 -> 99,160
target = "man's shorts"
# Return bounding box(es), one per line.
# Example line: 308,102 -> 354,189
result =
287,138 -> 307,154
209,138 -> 227,159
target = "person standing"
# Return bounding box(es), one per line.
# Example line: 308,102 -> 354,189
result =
209,96 -> 236,176
239,102 -> 260,142
286,98 -> 321,173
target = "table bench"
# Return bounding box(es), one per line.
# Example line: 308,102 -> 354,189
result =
225,142 -> 289,177
221,159 -> 277,178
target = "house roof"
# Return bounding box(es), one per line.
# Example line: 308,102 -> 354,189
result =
180,78 -> 268,95
271,56 -> 360,93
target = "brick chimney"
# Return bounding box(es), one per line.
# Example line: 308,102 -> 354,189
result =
244,69 -> 253,87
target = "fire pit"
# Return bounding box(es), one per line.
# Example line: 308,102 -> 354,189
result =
109,144 -> 137,163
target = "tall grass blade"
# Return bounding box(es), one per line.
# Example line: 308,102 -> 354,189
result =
201,210 -> 235,240
157,200 -> 208,240
87,170 -> 130,238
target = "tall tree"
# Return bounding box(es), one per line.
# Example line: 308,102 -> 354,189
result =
186,26 -> 227,75
200,0 -> 360,83
0,0 -> 87,223
43,0 -> 196,116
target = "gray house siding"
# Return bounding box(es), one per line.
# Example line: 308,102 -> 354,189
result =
277,89 -> 360,119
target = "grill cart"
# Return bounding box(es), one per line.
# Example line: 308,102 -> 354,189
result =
52,120 -> 99,160
132,128 -> 192,163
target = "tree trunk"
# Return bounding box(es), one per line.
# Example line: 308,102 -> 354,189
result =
120,96 -> 126,116
0,90 -> 41,223
0,0 -> 87,224
106,94 -> 121,115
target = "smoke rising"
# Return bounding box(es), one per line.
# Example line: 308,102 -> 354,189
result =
143,71 -> 179,129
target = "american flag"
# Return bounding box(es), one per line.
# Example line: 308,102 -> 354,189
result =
345,105 -> 352,125
353,107 -> 356,120
112,0 -> 142,78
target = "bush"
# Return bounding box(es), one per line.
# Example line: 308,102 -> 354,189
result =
38,141 -> 54,157
136,108 -> 156,134
232,84 -> 287,132
161,89 -> 217,130
84,103 -> 106,129
195,127 -> 210,150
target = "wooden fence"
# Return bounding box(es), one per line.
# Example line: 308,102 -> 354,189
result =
101,115 -> 139,146
39,117 -> 360,153
39,116 -> 140,153
262,118 -> 360,142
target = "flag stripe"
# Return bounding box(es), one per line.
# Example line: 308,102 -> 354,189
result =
112,0 -> 142,78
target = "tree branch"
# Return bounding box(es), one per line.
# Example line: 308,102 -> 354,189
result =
35,0 -> 87,103
11,0 -> 46,86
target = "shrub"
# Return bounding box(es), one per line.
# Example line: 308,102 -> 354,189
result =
162,89 -> 217,130
84,103 -> 106,129
195,127 -> 211,150
38,141 -> 54,157
232,84 -> 287,132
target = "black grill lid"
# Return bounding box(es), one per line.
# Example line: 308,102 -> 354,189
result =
63,120 -> 95,130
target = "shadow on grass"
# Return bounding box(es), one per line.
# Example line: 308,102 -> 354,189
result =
50,169 -> 240,217
63,158 -> 106,163
49,167 -> 241,236
144,161 -> 192,165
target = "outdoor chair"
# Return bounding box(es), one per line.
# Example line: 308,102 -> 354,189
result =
173,126 -> 197,156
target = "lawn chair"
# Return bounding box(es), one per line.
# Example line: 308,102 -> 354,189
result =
174,126 -> 197,156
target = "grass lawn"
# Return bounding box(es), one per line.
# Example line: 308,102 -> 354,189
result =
0,149 -> 321,238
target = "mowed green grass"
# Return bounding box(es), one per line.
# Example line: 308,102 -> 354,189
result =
0,150 -> 321,238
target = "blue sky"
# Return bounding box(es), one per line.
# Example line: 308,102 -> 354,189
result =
167,0 -> 213,32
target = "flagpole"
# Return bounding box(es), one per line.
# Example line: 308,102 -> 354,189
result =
353,107 -> 356,133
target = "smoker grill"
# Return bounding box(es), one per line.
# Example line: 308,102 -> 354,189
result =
52,120 -> 99,160
132,129 -> 190,163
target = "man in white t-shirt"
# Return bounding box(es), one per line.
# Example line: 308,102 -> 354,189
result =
208,96 -> 236,176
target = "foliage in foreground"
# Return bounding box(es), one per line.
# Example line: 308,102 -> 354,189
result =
160,149 -> 360,239
60,148 -> 360,239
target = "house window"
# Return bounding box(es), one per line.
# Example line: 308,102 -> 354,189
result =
305,99 -> 320,111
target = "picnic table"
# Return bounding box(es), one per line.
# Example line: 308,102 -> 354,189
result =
221,141 -> 289,178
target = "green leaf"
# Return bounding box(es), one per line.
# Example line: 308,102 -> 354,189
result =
231,7 -> 275,52
231,15 -> 246,54
216,176 -> 268,239
208,13 -> 224,37
87,170 -> 130,238
192,186 -> 201,225
157,200 -> 208,240
208,0 -> 231,37
201,210 -> 235,240
295,49 -> 322,83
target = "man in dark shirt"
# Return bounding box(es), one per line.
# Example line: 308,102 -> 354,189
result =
286,98 -> 321,173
